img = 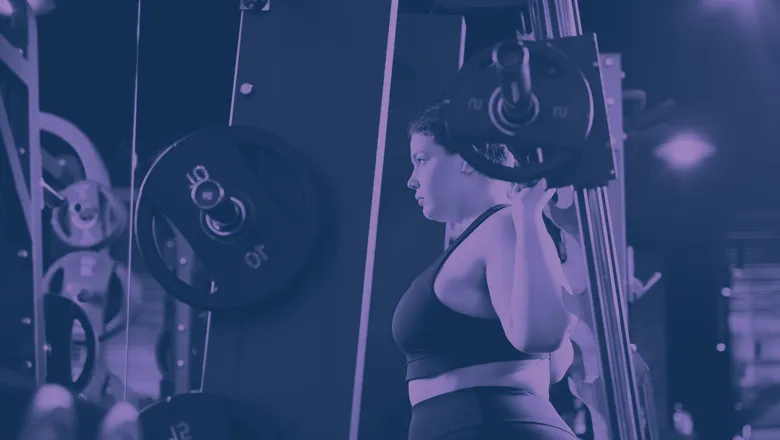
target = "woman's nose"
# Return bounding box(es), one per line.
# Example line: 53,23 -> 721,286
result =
407,176 -> 418,190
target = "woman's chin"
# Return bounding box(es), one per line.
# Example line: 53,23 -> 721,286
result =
421,206 -> 447,223
420,203 -> 434,219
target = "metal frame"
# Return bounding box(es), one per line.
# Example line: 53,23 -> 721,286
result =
527,2 -> 643,438
1,2 -> 47,386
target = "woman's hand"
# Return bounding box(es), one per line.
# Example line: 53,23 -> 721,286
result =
509,178 -> 556,222
18,384 -> 141,440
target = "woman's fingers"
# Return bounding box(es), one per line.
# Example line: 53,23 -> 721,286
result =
18,384 -> 76,440
17,385 -> 142,440
99,402 -> 141,440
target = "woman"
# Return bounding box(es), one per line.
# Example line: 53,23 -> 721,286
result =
392,101 -> 585,440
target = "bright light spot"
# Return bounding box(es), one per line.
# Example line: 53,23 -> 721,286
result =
721,287 -> 732,297
28,0 -> 56,15
0,0 -> 14,16
0,0 -> 57,16
716,343 -> 726,352
655,132 -> 715,170
701,0 -> 758,12
704,0 -> 745,6
699,0 -> 762,27
673,408 -> 695,436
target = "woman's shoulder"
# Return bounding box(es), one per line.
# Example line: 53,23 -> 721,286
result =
483,205 -> 515,230
474,207 -> 517,252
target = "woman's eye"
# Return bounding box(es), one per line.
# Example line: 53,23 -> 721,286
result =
415,158 -> 427,165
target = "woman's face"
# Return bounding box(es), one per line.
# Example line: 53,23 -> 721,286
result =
406,134 -> 476,222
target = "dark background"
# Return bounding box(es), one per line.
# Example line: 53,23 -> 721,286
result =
36,0 -> 780,248
28,0 -> 780,438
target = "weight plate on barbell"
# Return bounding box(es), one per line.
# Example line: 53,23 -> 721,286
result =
43,251 -> 143,342
445,39 -> 593,184
134,126 -> 321,310
51,180 -> 128,249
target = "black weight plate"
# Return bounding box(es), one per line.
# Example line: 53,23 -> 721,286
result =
139,392 -> 238,440
134,126 -> 320,310
445,39 -> 590,184
44,293 -> 97,392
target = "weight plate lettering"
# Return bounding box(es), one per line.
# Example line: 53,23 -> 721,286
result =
134,126 -> 320,310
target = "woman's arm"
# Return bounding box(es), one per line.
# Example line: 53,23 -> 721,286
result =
550,337 -> 574,383
484,212 -> 572,354
550,313 -> 579,382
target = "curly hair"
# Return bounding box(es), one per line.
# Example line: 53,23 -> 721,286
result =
414,101 -> 567,262
407,100 -> 516,167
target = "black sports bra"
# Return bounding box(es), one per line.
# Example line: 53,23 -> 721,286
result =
392,205 -> 549,381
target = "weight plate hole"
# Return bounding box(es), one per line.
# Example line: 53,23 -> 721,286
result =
48,268 -> 65,294
104,273 -> 124,324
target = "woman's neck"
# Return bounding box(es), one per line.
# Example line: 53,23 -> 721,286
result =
448,197 -> 505,237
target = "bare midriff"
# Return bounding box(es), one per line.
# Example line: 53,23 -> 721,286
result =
407,359 -> 551,406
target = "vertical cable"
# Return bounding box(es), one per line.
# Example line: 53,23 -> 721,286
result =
122,0 -> 143,402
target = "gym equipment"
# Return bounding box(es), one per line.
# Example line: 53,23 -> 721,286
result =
139,392 -> 259,440
81,369 -> 145,409
155,309 -> 208,396
51,180 -> 127,249
134,125 -> 320,310
155,219 -> 207,396
43,251 -> 142,342
44,293 -> 97,392
1,0 -> 48,386
155,328 -> 198,382
442,3 -> 643,440
154,330 -> 174,376
40,112 -> 112,187
447,39 -> 595,186
445,37 -> 611,188
627,246 -> 662,304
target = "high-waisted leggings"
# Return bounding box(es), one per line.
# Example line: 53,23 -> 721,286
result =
409,386 -> 579,440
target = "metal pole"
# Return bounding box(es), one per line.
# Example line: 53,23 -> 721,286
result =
524,1 -> 645,440
576,187 -> 644,440
527,0 -> 582,39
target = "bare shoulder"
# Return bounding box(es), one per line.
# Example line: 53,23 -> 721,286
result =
473,208 -> 516,259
